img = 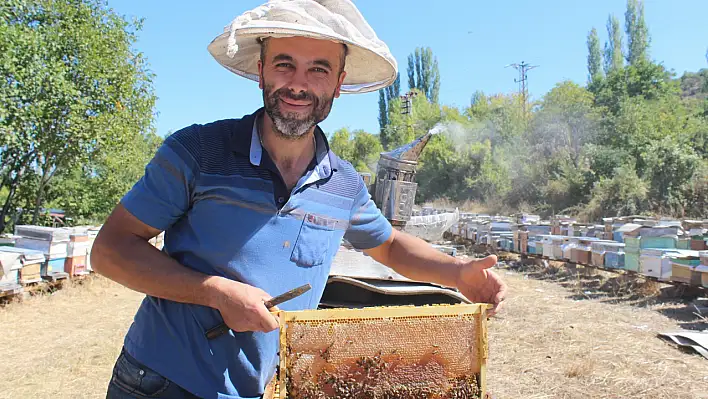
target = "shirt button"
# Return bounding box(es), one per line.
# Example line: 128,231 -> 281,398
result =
278,197 -> 285,204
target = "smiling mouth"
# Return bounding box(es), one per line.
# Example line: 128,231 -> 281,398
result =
280,97 -> 312,108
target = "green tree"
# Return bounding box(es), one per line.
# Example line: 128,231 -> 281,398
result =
407,47 -> 440,103
593,61 -> 677,117
625,0 -> 650,65
582,164 -> 649,220
377,90 -> 388,133
45,131 -> 162,224
587,28 -> 604,86
464,92 -> 526,145
329,128 -> 383,175
0,0 -> 156,231
377,73 -> 400,133
329,128 -> 355,162
604,15 -> 624,74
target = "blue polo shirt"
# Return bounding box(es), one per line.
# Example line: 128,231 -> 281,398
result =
119,108 -> 392,399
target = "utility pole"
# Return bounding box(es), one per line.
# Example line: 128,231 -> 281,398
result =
505,61 -> 539,115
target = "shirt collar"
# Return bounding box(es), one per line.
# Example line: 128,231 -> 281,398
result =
235,108 -> 338,177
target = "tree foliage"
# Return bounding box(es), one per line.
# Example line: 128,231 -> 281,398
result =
0,0 -> 157,231
407,47 -> 440,104
328,128 -> 382,175
604,15 -> 624,74
587,28 -> 604,86
625,0 -> 650,65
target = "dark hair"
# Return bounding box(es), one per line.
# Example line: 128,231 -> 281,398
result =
258,37 -> 348,74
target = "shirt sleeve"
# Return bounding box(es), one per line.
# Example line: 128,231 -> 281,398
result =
343,182 -> 393,250
120,126 -> 201,231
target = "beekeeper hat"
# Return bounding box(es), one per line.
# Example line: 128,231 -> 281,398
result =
207,0 -> 398,94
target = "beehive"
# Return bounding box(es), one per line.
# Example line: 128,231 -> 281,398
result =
278,303 -> 490,399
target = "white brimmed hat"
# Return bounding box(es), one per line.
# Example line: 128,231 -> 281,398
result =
207,0 -> 398,94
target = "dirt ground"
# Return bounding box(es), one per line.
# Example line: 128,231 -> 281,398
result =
0,261 -> 707,399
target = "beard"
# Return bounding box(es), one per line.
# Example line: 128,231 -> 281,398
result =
262,83 -> 335,140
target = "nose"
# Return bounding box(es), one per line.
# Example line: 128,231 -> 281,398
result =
286,67 -> 308,94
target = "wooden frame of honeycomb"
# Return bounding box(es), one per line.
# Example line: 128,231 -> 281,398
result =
277,304 -> 490,398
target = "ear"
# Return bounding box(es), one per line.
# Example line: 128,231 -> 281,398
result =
334,71 -> 347,98
258,60 -> 264,90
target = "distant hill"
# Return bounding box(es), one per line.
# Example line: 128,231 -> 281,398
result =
680,68 -> 708,100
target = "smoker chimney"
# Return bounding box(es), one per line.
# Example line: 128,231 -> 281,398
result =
372,127 -> 441,230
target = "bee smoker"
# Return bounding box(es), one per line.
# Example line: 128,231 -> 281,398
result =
371,129 -> 438,230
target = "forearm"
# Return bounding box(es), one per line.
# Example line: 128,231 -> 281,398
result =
370,230 -> 463,288
91,232 -> 224,309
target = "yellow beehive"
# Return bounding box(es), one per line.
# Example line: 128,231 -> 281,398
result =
277,303 -> 490,399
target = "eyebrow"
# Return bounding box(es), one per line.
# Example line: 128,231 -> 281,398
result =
272,53 -> 333,71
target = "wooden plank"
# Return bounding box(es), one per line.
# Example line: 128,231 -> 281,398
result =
478,308 -> 488,398
280,303 -> 488,322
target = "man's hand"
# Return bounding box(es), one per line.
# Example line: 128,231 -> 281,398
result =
456,255 -> 507,316
211,278 -> 280,333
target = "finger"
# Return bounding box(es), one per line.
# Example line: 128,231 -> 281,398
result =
470,254 -> 498,271
488,299 -> 504,317
256,305 -> 280,332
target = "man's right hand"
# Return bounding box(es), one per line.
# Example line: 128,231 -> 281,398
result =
210,278 -> 280,333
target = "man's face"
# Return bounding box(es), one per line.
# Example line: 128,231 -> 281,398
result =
258,36 -> 347,139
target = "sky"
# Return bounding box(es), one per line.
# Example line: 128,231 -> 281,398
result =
108,0 -> 708,138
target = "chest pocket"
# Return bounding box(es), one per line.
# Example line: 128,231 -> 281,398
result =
290,213 -> 340,267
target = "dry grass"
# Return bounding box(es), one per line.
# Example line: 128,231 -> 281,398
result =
1,270 -> 707,399
0,276 -> 143,399
486,267 -> 708,399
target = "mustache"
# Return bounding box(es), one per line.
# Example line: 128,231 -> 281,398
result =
273,87 -> 316,103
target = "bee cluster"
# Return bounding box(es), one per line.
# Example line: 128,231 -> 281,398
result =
286,350 -> 481,399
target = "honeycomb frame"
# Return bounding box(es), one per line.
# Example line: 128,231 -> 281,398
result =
278,303 -> 490,398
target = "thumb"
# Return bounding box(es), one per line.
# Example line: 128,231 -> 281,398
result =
470,254 -> 497,271
460,255 -> 498,283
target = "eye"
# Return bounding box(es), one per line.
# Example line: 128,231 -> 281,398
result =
311,67 -> 328,74
275,63 -> 294,69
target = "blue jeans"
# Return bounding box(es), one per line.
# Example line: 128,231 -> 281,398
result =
106,348 -> 200,399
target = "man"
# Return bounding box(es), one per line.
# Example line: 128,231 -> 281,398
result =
92,1 -> 507,398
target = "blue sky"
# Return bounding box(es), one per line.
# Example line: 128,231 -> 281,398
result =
109,0 -> 708,137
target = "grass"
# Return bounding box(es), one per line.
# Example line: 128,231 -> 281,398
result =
0,267 -> 707,399
0,276 -> 143,399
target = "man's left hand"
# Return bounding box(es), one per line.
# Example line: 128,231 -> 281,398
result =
455,255 -> 507,316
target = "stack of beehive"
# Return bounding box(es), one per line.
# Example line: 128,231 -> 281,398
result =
14,226 -> 69,280
0,248 -> 23,295
0,246 -> 46,289
669,250 -> 703,285
620,224 -> 681,273
699,251 -> 708,288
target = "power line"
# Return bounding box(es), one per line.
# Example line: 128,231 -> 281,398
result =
505,61 -> 539,115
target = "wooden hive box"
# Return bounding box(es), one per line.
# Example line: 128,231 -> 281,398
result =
64,255 -> 88,276
278,304 -> 490,399
1,247 -> 45,285
0,250 -> 22,288
697,265 -> 708,288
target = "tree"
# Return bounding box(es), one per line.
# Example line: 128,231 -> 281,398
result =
530,81 -> 600,170
407,47 -> 441,103
604,15 -> 624,74
377,90 -> 388,133
593,60 -> 678,117
587,28 -> 604,86
328,128 -> 382,174
377,73 -> 400,133
0,0 -> 156,231
625,0 -> 650,65
386,73 -> 401,104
